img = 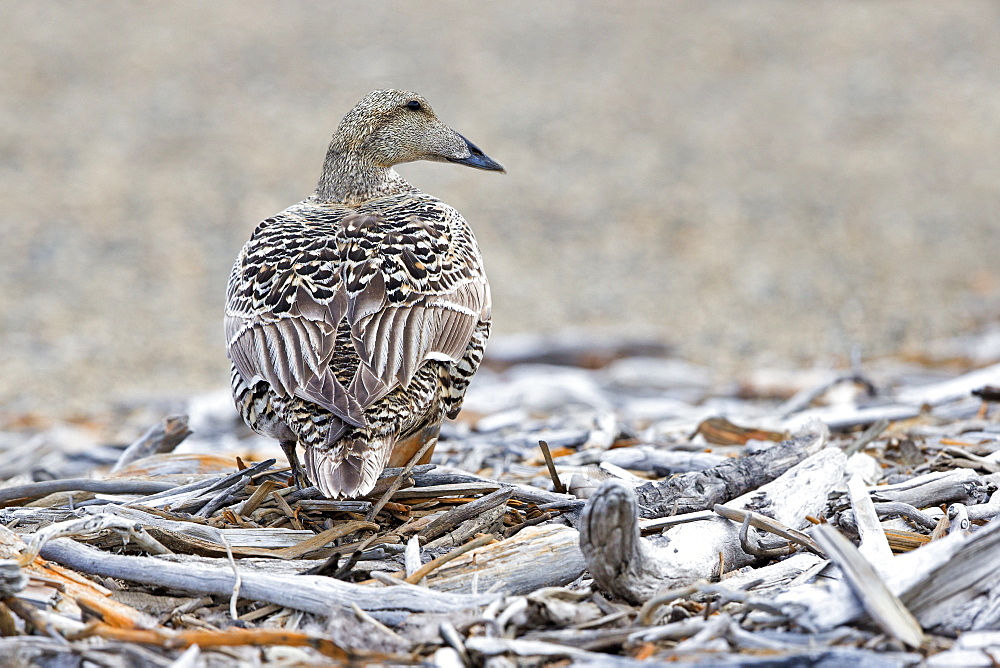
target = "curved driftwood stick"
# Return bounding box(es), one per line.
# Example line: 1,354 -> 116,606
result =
869,469 -> 988,508
39,539 -> 496,616
580,446 -> 846,603
110,414 -> 192,473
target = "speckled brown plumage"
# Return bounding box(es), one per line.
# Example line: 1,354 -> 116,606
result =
225,90 -> 503,498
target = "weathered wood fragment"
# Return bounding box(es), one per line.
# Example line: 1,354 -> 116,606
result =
423,503 -> 507,551
869,469 -> 988,508
846,475 -> 894,571
632,427 -> 828,519
84,506 -> 371,558
896,362 -> 1000,406
581,446 -> 846,603
413,469 -> 574,506
425,525 -> 585,596
389,482 -> 502,501
5,348 -> 1000,665
812,524 -> 923,648
109,415 -> 192,474
466,635 -> 647,667
774,515 -> 1000,634
419,488 -> 512,543
711,506 -> 822,554
39,538 -> 496,615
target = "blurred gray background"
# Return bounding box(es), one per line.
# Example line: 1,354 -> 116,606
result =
2,2 -> 999,417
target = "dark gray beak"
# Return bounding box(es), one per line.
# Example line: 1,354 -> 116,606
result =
449,133 -> 506,173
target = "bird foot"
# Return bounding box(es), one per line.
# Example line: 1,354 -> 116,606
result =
279,440 -> 310,491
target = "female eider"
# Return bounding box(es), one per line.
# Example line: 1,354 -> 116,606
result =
225,90 -> 503,498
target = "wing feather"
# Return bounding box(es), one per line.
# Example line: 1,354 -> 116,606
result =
276,319 -> 307,385
346,279 -> 487,405
399,305 -> 426,382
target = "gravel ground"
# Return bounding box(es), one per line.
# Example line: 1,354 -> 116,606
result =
2,1 -> 999,416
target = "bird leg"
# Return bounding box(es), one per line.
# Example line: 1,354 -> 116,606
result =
279,439 -> 309,490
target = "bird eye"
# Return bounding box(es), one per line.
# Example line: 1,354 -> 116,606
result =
405,100 -> 422,111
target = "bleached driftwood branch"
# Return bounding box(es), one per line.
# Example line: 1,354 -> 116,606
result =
38,538 -> 495,616
811,524 -> 922,649
632,428 -> 828,519
867,469 -> 988,508
580,445 -> 846,603
781,362 -> 1000,431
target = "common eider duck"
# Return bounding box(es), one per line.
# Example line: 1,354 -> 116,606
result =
225,90 -> 504,498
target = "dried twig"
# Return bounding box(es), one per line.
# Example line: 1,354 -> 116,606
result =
419,488 -> 512,543
737,514 -> 795,559
68,622 -> 356,661
713,505 -> 823,555
538,440 -> 567,494
219,534 -> 241,620
843,419 -> 890,456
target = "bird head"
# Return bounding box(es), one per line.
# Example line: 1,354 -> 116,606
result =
333,89 -> 505,173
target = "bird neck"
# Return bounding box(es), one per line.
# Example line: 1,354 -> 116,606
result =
315,147 -> 413,206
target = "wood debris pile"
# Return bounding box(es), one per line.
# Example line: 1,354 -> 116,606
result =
1,337 -> 1000,666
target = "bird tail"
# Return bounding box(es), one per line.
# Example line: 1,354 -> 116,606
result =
304,435 -> 390,499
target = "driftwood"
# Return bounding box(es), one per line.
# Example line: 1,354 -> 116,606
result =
109,414 -> 192,473
868,469 -> 989,507
90,506 -> 374,558
125,457 -> 278,512
812,524 -> 923,648
1,342 -> 999,664
0,479 -> 176,506
832,469 -> 991,536
419,488 -> 512,543
632,427 -> 828,518
772,516 -> 1000,635
38,538 -> 496,616
580,444 -> 846,603
896,362 -> 1000,406
423,525 -> 585,595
